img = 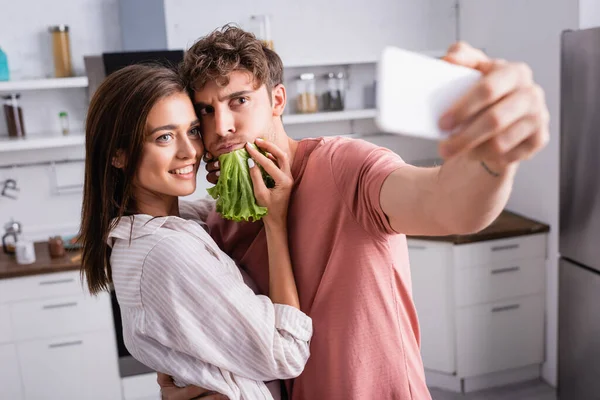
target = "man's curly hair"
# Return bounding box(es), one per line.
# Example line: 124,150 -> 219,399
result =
181,24 -> 284,95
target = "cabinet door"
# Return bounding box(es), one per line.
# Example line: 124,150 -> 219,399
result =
0,343 -> 24,400
18,331 -> 122,400
456,294 -> 544,377
407,240 -> 456,373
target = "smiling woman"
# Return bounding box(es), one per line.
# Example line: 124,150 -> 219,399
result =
77,63 -> 312,400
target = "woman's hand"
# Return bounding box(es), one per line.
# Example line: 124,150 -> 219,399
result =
246,138 -> 293,226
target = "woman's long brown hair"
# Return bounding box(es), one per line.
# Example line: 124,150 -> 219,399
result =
79,64 -> 187,295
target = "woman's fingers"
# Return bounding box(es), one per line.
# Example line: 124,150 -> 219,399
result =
245,142 -> 288,184
247,157 -> 268,205
254,138 -> 292,175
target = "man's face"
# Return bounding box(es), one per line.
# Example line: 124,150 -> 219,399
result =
194,70 -> 277,157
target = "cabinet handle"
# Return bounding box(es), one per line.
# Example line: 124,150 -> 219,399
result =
49,340 -> 83,349
39,278 -> 75,286
43,301 -> 78,310
491,243 -> 520,252
408,245 -> 427,250
492,304 -> 520,313
491,266 -> 520,275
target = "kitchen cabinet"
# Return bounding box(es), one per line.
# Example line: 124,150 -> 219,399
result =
407,211 -> 549,393
0,270 -> 122,400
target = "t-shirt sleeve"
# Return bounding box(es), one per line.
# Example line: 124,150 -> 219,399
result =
329,138 -> 405,238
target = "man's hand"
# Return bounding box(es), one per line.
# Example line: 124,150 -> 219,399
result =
157,373 -> 228,400
438,42 -> 550,172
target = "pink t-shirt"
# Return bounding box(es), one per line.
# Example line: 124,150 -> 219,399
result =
207,137 -> 431,400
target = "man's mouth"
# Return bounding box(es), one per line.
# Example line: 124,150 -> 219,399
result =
216,142 -> 245,154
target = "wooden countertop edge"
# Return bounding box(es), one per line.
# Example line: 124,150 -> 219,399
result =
0,264 -> 80,280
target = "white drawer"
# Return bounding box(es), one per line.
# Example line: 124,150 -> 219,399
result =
456,294 -> 544,377
0,343 -> 24,400
10,291 -> 113,341
454,234 -> 546,269
18,331 -> 122,400
455,258 -> 546,307
0,304 -> 12,344
0,271 -> 84,304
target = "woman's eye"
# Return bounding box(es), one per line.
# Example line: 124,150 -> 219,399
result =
156,133 -> 173,143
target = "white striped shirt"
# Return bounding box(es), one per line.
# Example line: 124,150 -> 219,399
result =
107,199 -> 313,400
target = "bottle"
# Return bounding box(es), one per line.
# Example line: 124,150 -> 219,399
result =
59,111 -> 69,135
49,25 -> 72,78
322,72 -> 346,111
0,47 -> 8,81
2,94 -> 25,137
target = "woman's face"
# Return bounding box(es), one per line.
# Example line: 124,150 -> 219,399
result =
133,92 -> 204,210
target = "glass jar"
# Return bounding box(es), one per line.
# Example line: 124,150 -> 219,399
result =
249,15 -> 274,50
2,94 -> 25,137
296,73 -> 318,114
322,72 -> 346,111
49,25 -> 72,78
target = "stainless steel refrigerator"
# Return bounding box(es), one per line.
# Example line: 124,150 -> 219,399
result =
559,27 -> 600,400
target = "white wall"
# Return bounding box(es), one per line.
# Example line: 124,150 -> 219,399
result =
1,0 -> 456,240
459,0 -> 580,387
579,0 -> 600,28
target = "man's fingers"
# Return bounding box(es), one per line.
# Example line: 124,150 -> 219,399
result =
440,61 -> 534,131
206,172 -> 219,185
470,116 -> 541,163
443,41 -> 492,71
206,160 -> 220,173
440,86 -> 538,157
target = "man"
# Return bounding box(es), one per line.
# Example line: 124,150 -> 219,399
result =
160,25 -> 549,399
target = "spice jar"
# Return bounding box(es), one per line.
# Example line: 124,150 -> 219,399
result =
49,25 -> 72,78
322,72 -> 346,111
296,73 -> 318,114
48,236 -> 66,258
2,94 -> 25,137
59,111 -> 69,135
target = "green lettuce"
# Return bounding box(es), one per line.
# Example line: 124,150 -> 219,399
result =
207,144 -> 275,222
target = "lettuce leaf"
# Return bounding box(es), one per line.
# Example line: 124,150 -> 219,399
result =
207,144 -> 274,222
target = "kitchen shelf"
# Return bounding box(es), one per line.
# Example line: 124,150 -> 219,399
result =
284,109 -> 377,125
0,77 -> 89,93
0,132 -> 85,152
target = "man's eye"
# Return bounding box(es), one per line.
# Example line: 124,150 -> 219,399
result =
199,106 -> 214,116
233,97 -> 248,106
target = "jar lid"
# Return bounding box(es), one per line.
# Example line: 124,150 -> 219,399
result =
49,25 -> 69,32
2,94 -> 21,100
59,111 -> 68,117
298,73 -> 315,80
325,72 -> 345,79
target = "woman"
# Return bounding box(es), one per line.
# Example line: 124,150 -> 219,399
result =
79,64 -> 312,400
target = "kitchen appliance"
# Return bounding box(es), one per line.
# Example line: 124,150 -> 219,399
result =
558,26 -> 600,400
2,218 -> 21,254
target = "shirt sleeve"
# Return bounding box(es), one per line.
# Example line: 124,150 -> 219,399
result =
139,234 -> 313,382
329,138 -> 406,239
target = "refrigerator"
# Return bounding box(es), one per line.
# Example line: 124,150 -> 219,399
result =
558,27 -> 600,400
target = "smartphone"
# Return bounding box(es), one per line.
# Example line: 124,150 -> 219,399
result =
375,46 -> 481,140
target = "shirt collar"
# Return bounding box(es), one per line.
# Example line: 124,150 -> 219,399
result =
107,214 -> 170,246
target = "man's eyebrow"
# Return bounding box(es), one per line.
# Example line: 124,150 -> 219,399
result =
194,90 -> 255,107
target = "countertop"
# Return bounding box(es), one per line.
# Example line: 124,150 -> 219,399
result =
0,210 -> 549,280
407,209 -> 550,244
0,241 -> 80,280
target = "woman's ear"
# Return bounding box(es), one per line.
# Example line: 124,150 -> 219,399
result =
271,84 -> 287,117
112,150 -> 126,169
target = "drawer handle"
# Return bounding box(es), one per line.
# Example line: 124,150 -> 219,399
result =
491,244 -> 520,252
408,245 -> 427,250
43,302 -> 78,310
49,340 -> 83,349
39,278 -> 75,286
491,266 -> 520,275
492,304 -> 520,313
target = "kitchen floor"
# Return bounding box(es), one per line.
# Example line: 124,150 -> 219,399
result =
429,379 -> 557,400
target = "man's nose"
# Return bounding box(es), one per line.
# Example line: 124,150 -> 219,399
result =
214,109 -> 235,137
